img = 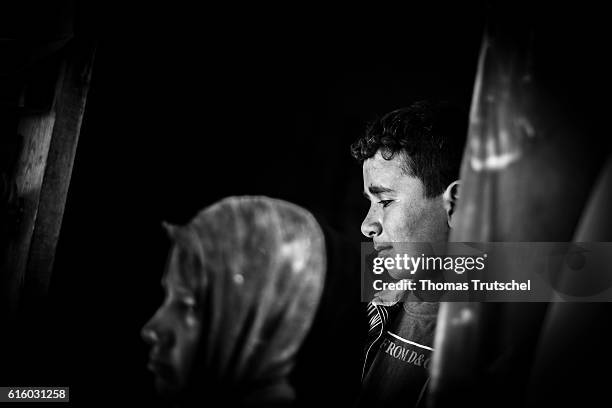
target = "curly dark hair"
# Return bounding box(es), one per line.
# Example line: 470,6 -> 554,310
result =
350,100 -> 468,198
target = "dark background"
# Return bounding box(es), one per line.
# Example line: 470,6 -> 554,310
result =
5,2 -> 487,405
5,2 -> 612,406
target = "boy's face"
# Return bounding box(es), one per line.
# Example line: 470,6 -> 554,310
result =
361,150 -> 449,274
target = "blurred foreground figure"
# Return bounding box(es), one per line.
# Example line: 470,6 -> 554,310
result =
428,4 -> 610,408
141,196 -> 326,407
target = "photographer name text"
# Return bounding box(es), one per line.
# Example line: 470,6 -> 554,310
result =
373,279 -> 531,292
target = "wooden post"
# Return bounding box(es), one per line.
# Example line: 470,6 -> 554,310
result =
1,39 -> 95,319
1,107 -> 57,318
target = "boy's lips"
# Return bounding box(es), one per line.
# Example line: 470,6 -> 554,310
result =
374,244 -> 393,254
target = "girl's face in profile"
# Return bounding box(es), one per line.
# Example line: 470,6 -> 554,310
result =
141,246 -> 202,397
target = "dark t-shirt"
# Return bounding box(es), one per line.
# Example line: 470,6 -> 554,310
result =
358,301 -> 438,408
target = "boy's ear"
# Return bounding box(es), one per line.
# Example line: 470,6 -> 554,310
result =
442,181 -> 460,229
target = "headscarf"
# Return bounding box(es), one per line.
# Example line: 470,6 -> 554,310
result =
164,196 -> 326,406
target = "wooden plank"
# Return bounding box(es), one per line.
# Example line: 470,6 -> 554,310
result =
23,39 -> 96,306
1,94 -> 57,319
1,39 -> 95,320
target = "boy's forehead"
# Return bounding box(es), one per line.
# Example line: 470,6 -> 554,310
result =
364,151 -> 408,184
363,151 -> 426,198
366,150 -> 408,172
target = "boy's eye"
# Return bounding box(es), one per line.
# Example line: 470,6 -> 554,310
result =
379,200 -> 393,208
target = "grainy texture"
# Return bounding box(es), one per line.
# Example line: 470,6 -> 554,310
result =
1,104 -> 56,318
1,39 -> 95,319
24,40 -> 96,305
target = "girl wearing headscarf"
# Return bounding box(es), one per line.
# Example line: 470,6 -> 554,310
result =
141,196 -> 326,407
